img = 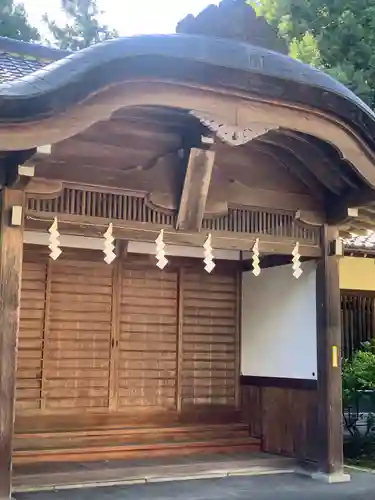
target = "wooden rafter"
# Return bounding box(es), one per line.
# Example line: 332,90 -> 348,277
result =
251,142 -> 326,199
259,132 -> 344,194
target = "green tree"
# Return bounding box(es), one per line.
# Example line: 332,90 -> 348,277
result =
0,0 -> 40,41
43,0 -> 118,51
251,0 -> 375,108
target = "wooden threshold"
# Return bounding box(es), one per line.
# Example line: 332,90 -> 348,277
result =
14,437 -> 261,464
13,422 -> 260,465
16,422 -> 250,442
13,454 -> 296,493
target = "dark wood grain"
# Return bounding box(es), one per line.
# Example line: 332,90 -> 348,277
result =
316,225 -> 344,475
341,290 -> 375,358
176,148 -> 215,231
241,383 -> 318,462
240,376 -> 317,390
0,188 -> 25,500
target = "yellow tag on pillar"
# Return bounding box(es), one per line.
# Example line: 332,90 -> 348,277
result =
332,346 -> 339,368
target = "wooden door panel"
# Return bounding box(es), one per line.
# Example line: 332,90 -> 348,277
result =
117,257 -> 178,410
44,252 -> 113,411
181,269 -> 238,409
16,249 -> 48,412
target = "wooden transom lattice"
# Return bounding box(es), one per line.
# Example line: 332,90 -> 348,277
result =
27,187 -> 320,244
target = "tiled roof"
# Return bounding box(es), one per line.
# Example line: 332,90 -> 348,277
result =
0,52 -> 48,82
0,36 -> 68,82
344,233 -> 375,250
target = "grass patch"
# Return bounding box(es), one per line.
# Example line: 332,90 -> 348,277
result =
346,458 -> 375,471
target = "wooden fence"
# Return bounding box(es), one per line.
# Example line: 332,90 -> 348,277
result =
341,290 -> 375,359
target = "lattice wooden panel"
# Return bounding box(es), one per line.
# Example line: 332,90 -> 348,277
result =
117,257 -> 178,408
27,186 -> 319,243
181,269 -> 238,406
43,251 -> 113,410
341,291 -> 375,359
202,208 -> 319,243
27,188 -> 176,226
16,250 -> 48,411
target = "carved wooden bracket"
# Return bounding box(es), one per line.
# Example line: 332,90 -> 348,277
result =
190,111 -> 278,146
25,178 -> 64,199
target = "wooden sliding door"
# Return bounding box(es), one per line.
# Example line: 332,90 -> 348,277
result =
115,256 -> 179,411
16,247 -> 240,426
180,266 -> 239,418
44,252 -> 113,411
16,248 -> 48,413
17,248 -> 114,414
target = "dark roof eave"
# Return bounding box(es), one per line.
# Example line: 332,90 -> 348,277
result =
0,34 -> 373,149
0,36 -> 69,61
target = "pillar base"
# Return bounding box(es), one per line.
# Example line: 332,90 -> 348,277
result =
298,468 -> 351,484
311,471 -> 351,483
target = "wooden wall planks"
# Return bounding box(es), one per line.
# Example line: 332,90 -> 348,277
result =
241,383 -> 318,462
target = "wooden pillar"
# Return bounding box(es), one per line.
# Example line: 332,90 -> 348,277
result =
0,188 -> 25,500
315,225 -> 346,480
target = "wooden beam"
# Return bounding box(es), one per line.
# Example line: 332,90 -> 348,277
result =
315,225 -> 345,479
0,188 -> 25,500
327,188 -> 375,225
242,254 -> 314,272
24,215 -> 322,257
176,147 -> 215,231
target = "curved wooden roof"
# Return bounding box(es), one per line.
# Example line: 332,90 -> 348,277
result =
0,34 -> 373,134
1,1 -> 375,236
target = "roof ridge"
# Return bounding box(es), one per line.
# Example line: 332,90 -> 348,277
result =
0,37 -> 69,61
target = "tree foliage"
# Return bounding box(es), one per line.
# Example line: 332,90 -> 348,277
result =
343,342 -> 375,410
342,342 -> 375,459
0,0 -> 40,42
43,0 -> 118,51
251,0 -> 375,108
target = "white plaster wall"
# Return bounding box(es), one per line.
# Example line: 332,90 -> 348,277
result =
241,261 -> 317,380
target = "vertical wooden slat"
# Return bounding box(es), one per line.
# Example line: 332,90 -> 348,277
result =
359,296 -> 363,343
234,268 -> 241,409
349,296 -> 355,355
40,259 -> 52,411
176,267 -> 184,413
109,257 -> 122,412
87,191 -> 92,217
81,190 -> 87,216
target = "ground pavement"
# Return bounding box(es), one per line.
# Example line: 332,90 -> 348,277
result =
14,470 -> 375,500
